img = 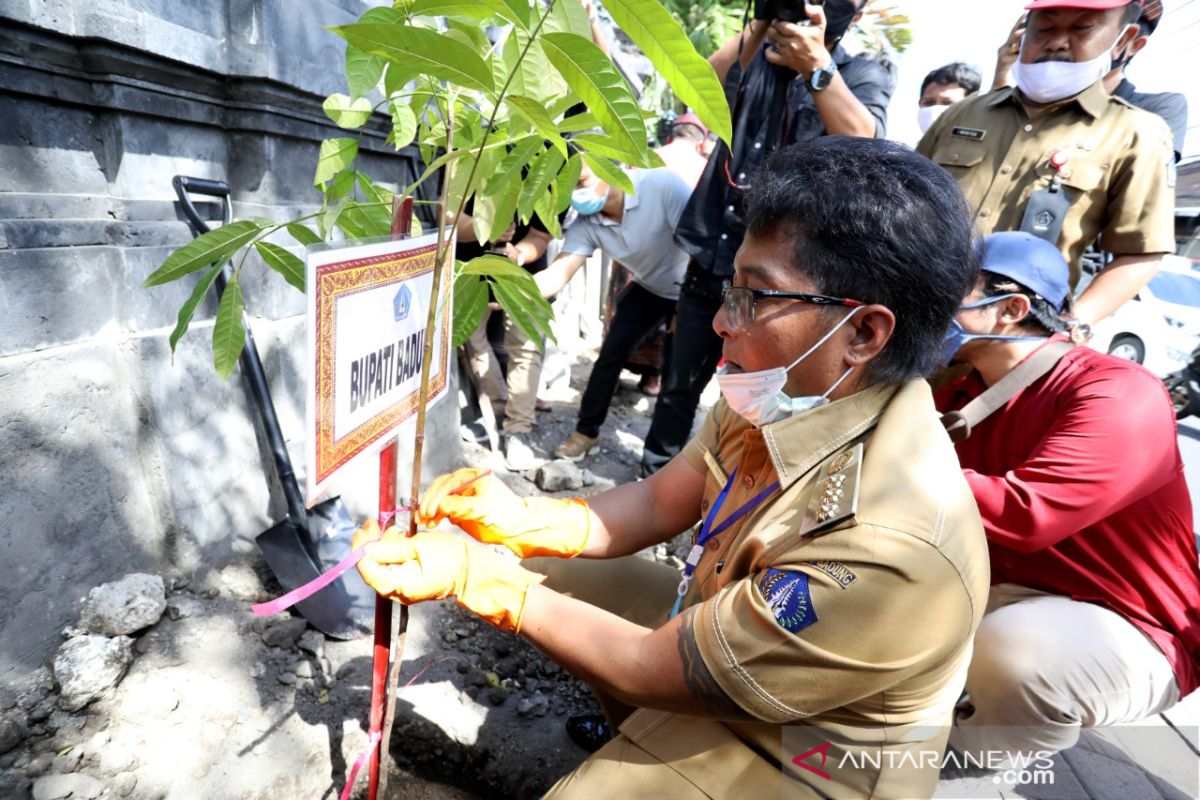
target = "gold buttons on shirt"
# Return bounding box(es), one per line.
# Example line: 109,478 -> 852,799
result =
743,473 -> 755,489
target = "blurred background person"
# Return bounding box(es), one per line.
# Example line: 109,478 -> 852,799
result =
918,61 -> 982,133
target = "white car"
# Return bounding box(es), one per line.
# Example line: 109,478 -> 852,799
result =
1088,255 -> 1200,377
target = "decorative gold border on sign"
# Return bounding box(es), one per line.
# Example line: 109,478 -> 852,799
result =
312,242 -> 450,486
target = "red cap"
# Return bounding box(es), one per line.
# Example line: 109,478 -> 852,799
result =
1025,0 -> 1141,9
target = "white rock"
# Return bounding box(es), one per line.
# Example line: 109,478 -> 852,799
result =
53,636 -> 132,712
78,574 -> 166,636
32,772 -> 104,800
534,461 -> 586,492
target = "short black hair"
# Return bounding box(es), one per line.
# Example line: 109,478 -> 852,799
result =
920,62 -> 982,99
979,271 -> 1069,335
745,137 -> 980,384
670,122 -> 706,143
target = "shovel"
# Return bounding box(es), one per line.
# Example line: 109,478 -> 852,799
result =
172,176 -> 374,639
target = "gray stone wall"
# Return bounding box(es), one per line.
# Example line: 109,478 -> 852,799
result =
0,1 -> 460,686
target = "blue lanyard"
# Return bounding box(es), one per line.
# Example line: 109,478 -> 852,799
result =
670,468 -> 781,618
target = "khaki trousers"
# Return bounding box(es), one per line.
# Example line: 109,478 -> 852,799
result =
462,313 -> 544,434
949,583 -> 1180,758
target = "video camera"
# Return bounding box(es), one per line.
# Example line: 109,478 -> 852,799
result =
754,0 -> 822,23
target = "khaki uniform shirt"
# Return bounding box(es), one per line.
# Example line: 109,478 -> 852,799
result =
916,81 -> 1175,288
614,381 -> 990,799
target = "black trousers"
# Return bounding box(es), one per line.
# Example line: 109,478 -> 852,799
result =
577,282 -> 676,438
640,263 -> 724,475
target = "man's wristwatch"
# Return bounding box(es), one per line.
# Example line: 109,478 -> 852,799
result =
809,58 -> 838,92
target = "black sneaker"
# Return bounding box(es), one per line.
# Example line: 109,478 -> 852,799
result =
565,714 -> 612,753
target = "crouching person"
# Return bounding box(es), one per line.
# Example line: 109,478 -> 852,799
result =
936,232 -> 1200,761
355,138 -> 990,799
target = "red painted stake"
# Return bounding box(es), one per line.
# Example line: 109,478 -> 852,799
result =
366,196 -> 414,800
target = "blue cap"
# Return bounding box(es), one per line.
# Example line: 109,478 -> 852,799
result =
980,232 -> 1071,311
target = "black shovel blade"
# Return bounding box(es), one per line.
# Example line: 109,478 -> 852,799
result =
256,497 -> 376,640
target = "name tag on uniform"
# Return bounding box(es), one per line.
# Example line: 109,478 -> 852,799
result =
951,127 -> 987,141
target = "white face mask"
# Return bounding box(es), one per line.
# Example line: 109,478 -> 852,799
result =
716,307 -> 861,428
1011,31 -> 1123,103
917,104 -> 948,134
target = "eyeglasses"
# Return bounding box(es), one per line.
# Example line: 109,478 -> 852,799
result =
720,281 -> 864,331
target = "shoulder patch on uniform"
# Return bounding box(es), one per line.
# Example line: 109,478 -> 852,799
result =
812,560 -> 857,589
758,569 -> 818,633
801,443 -> 864,537
951,126 -> 986,141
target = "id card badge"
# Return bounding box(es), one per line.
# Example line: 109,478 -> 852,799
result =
1018,178 -> 1070,245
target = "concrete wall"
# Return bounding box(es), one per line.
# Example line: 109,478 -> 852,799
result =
0,1 -> 460,686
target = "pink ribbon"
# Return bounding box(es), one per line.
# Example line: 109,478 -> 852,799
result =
250,507 -> 410,617
339,729 -> 382,800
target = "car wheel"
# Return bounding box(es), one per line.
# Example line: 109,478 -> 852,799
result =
1164,372 -> 1193,419
1108,334 -> 1145,364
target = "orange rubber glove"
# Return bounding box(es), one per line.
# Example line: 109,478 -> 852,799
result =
352,521 -> 545,633
416,467 -> 591,559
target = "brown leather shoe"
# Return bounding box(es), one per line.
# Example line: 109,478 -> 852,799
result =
553,431 -> 600,462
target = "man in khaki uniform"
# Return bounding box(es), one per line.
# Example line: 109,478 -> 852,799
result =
352,138 -> 990,799
916,0 -> 1175,325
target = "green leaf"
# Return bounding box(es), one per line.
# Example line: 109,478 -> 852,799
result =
445,145 -> 502,223
334,23 -> 495,94
505,95 -> 568,156
500,0 -> 530,28
143,220 -> 265,287
255,241 -> 306,293
326,170 -> 358,202
287,223 -> 322,247
314,138 -> 358,187
168,260 -> 225,353
490,272 -> 555,345
323,93 -> 374,129
557,111 -> 598,133
534,188 -> 562,239
461,254 -> 534,279
544,0 -> 591,38
553,153 -> 582,213
580,152 -> 634,195
483,136 -> 542,195
338,200 -> 392,240
359,6 -> 404,25
518,147 -> 565,222
320,198 -> 348,239
213,277 -> 246,380
384,61 -> 420,98
463,256 -> 555,344
503,27 -> 554,101
474,177 -> 521,244
451,272 -> 489,347
389,102 -> 417,149
571,131 -> 650,166
345,45 -> 385,98
410,0 -> 526,27
446,18 -> 491,51
540,33 -> 648,165
598,0 -> 733,144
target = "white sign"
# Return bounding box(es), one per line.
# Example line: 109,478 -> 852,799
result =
305,232 -> 451,504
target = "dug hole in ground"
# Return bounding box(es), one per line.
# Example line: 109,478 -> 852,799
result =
0,338 -> 712,800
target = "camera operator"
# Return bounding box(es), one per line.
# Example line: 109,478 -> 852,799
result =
640,0 -> 894,476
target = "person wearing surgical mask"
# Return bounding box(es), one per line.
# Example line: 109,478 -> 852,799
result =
935,230 -> 1200,763
385,138 -> 990,798
917,0 -> 1175,331
917,61 -> 982,135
